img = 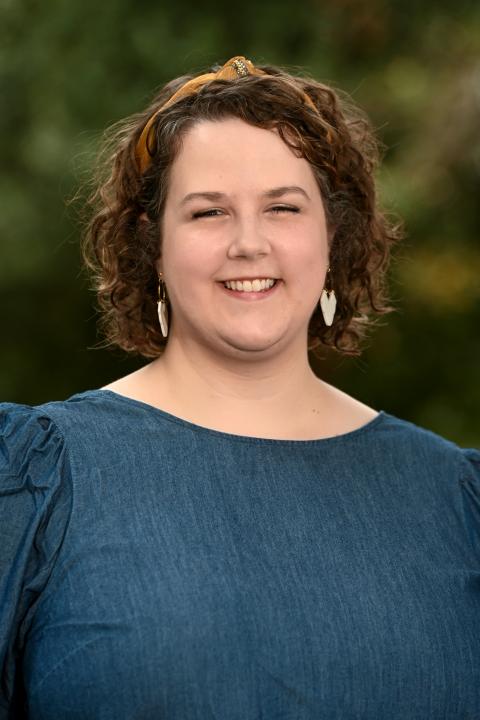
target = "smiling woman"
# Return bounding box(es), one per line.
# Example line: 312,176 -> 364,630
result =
144,116 -> 336,371
83,58 -> 401,361
1,55 -> 480,719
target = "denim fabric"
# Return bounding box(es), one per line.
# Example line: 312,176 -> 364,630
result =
1,388 -> 480,719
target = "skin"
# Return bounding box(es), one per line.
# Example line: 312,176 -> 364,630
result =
104,117 -> 378,439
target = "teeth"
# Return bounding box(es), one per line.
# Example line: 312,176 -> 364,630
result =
224,278 -> 276,292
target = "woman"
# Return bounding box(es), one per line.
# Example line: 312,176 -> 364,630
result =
1,55 -> 479,719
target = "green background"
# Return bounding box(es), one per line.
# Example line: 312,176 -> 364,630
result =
1,0 -> 479,446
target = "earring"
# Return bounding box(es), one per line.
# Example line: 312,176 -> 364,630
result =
157,273 -> 169,338
320,266 -> 336,326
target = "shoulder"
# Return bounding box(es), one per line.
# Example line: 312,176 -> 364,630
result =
0,402 -> 75,519
0,390 -> 124,472
0,400 -> 67,475
34,389 -> 118,430
323,382 -> 478,472
375,409 -> 480,485
1,388 -> 178,474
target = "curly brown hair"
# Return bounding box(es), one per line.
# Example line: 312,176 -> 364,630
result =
81,58 -> 403,359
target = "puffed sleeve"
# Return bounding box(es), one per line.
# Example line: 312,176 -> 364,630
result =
0,403 -> 72,718
459,446 -> 480,551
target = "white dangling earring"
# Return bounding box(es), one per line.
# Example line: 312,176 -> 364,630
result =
157,273 -> 169,338
320,266 -> 336,326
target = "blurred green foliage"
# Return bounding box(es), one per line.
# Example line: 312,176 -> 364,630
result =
1,0 -> 479,445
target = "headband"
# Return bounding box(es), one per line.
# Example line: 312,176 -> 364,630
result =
134,55 -> 319,174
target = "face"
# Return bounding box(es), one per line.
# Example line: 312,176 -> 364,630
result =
158,117 -> 331,360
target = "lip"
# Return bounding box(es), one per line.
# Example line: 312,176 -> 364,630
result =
219,276 -> 279,282
217,279 -> 281,300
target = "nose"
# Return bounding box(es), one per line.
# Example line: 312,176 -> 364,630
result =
226,214 -> 272,260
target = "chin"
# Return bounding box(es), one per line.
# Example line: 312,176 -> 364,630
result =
219,331 -> 285,355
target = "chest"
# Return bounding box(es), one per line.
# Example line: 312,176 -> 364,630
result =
23,459 -> 480,719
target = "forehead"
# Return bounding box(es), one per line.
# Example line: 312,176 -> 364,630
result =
168,117 -> 317,192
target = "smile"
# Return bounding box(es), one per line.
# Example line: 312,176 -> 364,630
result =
218,278 -> 281,300
223,278 -> 276,292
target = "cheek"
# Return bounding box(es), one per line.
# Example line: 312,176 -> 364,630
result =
162,236 -> 223,302
162,223 -> 206,271
280,234 -> 328,301
279,229 -> 328,274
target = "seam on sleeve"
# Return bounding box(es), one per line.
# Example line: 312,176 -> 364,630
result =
27,407 -> 76,609
458,446 -> 480,485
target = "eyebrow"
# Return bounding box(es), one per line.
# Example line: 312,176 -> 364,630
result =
180,185 -> 310,205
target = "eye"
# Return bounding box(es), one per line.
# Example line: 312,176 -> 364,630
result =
192,209 -> 223,219
192,206 -> 300,219
270,206 -> 300,214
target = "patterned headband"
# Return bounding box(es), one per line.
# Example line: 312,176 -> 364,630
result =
134,55 -> 319,174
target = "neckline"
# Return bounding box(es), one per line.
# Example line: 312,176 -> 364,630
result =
75,388 -> 388,446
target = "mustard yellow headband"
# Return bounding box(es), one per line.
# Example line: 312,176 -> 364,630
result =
134,55 -> 318,174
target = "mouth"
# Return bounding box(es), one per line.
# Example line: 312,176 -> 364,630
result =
217,278 -> 281,300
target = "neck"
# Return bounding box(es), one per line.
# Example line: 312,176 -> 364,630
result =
142,332 -> 329,433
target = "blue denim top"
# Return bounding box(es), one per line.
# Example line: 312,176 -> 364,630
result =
1,388 -> 479,719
